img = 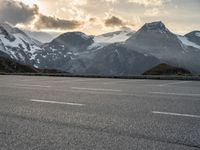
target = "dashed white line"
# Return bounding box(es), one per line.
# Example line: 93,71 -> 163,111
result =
71,87 -> 121,92
30,99 -> 85,106
158,81 -> 192,87
152,111 -> 200,119
15,84 -> 51,88
72,79 -> 102,82
103,80 -> 146,85
150,92 -> 200,97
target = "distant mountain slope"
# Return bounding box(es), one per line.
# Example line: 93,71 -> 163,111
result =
185,31 -> 200,46
143,63 -> 191,75
85,44 -> 160,75
0,57 -> 39,73
0,57 -> 68,73
125,21 -> 200,73
24,30 -> 58,43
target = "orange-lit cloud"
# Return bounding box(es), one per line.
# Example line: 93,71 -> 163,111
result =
1,0 -> 200,35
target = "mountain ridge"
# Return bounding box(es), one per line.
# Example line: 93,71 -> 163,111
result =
0,21 -> 200,75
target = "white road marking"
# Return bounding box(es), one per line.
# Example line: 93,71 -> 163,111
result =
150,92 -> 200,97
42,80 -> 71,83
42,78 -> 102,83
71,87 -> 121,92
30,99 -> 85,106
103,80 -> 146,85
158,81 -> 192,87
152,111 -> 200,119
72,79 -> 102,82
18,79 -> 34,82
15,84 -> 51,88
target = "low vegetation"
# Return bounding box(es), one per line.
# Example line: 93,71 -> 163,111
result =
143,63 -> 192,76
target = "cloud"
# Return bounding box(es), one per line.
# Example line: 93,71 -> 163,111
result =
0,0 -> 38,25
103,0 -> 118,3
104,16 -> 135,28
34,14 -> 84,30
144,8 -> 160,16
105,16 -> 124,27
128,0 -> 168,6
0,0 -> 84,31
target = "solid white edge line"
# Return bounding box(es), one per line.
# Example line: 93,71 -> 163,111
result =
71,87 -> 121,92
30,99 -> 85,106
150,92 -> 200,97
152,111 -> 200,119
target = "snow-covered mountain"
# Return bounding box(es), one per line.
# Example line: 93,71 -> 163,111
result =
0,21 -> 200,75
0,23 -> 43,67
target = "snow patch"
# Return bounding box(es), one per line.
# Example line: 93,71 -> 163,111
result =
67,52 -> 73,55
88,42 -> 104,50
94,31 -> 132,44
177,35 -> 200,49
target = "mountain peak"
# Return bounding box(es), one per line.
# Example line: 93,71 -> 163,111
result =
141,21 -> 170,33
185,31 -> 200,38
48,31 -> 94,52
59,31 -> 92,41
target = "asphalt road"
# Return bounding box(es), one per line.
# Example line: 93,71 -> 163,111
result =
0,75 -> 200,150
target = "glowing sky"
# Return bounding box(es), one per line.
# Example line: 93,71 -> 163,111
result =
22,0 -> 36,5
1,0 -> 200,35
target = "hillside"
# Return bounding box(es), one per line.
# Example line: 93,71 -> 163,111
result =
0,57 -> 67,74
142,63 -> 192,75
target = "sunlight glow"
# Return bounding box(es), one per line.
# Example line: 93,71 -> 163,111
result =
22,0 -> 36,5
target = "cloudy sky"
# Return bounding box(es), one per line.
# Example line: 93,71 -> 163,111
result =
0,0 -> 200,35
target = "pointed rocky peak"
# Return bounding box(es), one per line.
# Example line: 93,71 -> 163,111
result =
139,21 -> 170,34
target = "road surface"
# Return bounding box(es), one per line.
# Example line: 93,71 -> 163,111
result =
0,75 -> 200,150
